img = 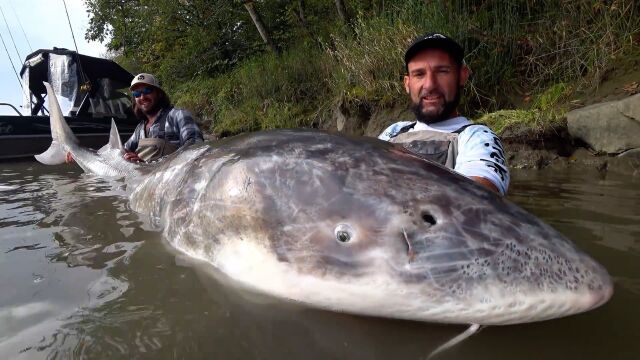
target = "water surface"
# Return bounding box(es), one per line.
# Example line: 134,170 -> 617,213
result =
0,162 -> 638,359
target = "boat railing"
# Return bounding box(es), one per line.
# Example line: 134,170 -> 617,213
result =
0,103 -> 23,116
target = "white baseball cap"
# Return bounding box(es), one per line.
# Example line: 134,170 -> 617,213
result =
130,73 -> 163,91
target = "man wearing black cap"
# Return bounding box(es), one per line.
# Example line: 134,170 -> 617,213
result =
379,33 -> 509,195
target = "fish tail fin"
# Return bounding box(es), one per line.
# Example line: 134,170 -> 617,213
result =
34,141 -> 67,165
34,82 -> 79,165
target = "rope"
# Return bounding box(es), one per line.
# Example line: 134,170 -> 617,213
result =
8,0 -> 32,52
61,0 -> 88,85
0,5 -> 21,62
0,30 -> 22,89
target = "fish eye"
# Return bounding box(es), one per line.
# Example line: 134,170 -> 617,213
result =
335,223 -> 355,244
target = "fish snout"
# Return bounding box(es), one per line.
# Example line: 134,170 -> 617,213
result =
588,275 -> 614,309
578,257 -> 614,310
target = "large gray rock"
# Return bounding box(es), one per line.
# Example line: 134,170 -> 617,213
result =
567,93 -> 640,154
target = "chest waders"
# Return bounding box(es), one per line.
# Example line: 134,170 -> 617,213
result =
389,122 -> 472,169
135,109 -> 178,162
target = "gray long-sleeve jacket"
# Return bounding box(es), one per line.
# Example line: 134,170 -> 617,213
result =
124,106 -> 204,152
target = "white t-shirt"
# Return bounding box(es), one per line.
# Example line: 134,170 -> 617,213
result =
378,117 -> 510,195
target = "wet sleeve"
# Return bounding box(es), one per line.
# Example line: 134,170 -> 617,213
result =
172,109 -> 204,147
454,125 -> 510,195
123,124 -> 143,152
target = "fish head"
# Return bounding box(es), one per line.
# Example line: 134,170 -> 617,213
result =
372,185 -> 615,325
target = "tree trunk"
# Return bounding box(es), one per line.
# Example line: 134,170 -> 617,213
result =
297,0 -> 308,28
243,1 -> 277,53
335,0 -> 349,24
294,0 -> 321,47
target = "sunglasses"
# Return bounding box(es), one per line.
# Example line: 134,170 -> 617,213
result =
132,87 -> 154,98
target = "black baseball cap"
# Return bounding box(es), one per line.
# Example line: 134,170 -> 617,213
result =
404,33 -> 464,68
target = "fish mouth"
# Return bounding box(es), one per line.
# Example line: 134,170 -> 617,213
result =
386,263 -> 613,324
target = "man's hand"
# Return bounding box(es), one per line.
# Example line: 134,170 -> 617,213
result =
123,151 -> 141,162
65,152 -> 75,163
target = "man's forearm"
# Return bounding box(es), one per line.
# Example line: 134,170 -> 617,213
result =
470,176 -> 500,194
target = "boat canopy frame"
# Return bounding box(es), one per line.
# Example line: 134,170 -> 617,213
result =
20,47 -> 134,118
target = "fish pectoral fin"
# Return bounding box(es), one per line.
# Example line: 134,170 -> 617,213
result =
108,118 -> 124,149
34,140 -> 67,165
427,323 -> 482,359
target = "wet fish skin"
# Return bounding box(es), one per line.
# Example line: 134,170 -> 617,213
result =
128,130 -> 612,325
36,83 -> 613,325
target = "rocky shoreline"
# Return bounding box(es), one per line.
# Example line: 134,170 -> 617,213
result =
507,93 -> 640,175
503,134 -> 640,176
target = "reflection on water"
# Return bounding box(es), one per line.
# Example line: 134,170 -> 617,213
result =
0,163 -> 638,359
0,163 -> 144,358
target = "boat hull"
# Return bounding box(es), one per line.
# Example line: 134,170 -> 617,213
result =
0,115 -> 137,160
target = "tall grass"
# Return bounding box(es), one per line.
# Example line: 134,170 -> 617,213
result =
328,0 -> 639,111
520,1 -> 639,88
326,18 -> 415,107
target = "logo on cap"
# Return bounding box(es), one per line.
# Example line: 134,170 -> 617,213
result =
138,75 -> 145,80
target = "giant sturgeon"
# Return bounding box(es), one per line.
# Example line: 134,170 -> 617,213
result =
36,82 -> 612,326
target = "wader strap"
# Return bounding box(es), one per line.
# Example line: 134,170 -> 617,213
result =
453,124 -> 474,134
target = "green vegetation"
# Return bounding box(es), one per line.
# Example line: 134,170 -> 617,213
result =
478,82 -> 573,135
476,109 -> 544,135
85,0 -> 640,136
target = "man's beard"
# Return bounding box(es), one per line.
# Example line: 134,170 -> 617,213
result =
134,100 -> 162,120
410,87 -> 462,124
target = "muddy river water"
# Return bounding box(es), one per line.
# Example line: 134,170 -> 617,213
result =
0,162 -> 638,359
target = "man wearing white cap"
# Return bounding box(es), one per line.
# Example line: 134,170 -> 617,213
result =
124,73 -> 203,162
378,33 -> 509,195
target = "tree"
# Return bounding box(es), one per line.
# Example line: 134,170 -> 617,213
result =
242,1 -> 278,53
84,0 -> 145,55
83,0 -> 365,86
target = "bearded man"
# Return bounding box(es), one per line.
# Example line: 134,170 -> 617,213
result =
124,73 -> 203,162
379,33 -> 509,195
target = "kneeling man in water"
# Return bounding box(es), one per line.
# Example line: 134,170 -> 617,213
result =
124,73 -> 204,162
379,33 -> 509,195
